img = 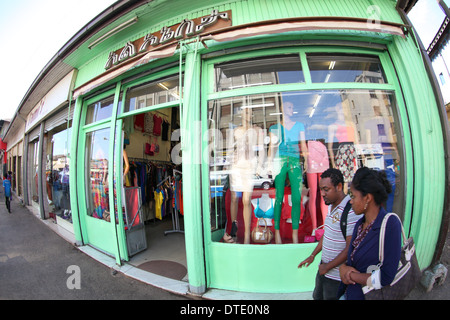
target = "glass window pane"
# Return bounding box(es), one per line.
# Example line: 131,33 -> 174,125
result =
29,140 -> 39,204
307,54 -> 387,83
85,96 -> 114,125
208,90 -> 403,244
46,124 -> 72,222
124,76 -> 180,113
215,55 -> 304,91
85,128 -> 110,220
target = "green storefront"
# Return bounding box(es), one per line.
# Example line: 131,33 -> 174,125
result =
65,0 -> 449,295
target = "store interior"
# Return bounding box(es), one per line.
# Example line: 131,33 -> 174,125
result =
121,106 -> 187,282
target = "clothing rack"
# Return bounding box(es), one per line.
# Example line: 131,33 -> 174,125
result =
157,175 -> 171,187
128,157 -> 173,165
128,156 -> 183,235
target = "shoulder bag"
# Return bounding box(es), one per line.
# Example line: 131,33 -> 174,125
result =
251,218 -> 273,244
363,213 -> 421,300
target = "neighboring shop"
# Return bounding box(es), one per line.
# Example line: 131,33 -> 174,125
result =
4,70 -> 76,234
2,0 -> 449,296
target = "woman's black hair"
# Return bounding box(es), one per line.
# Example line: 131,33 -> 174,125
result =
351,167 -> 392,205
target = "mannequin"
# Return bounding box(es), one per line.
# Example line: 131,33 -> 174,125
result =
268,101 -> 308,244
251,193 -> 274,223
306,140 -> 329,230
123,147 -> 130,177
226,106 -> 265,244
327,105 -> 358,193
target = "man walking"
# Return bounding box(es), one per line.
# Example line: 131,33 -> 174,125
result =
3,173 -> 11,213
298,168 -> 359,300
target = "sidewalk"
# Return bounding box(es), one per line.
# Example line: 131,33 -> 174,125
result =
0,188 -> 448,300
0,192 -> 190,300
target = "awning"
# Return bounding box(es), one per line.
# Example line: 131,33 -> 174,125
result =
207,18 -> 405,43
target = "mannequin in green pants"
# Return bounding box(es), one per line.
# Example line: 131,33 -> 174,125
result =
268,101 -> 308,244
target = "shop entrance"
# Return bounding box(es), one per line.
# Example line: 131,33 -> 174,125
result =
120,106 -> 187,281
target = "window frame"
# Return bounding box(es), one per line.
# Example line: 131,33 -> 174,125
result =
201,45 -> 409,244
117,66 -> 182,120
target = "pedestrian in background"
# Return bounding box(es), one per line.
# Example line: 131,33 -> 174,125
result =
3,173 -> 11,213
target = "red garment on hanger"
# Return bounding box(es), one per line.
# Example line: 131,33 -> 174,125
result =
153,114 -> 162,136
134,113 -> 145,132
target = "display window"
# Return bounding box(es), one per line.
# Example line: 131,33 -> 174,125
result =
29,140 -> 39,204
206,48 -> 404,245
45,123 -> 72,222
85,128 -> 111,220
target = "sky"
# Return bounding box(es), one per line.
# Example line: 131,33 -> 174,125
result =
0,0 -> 448,122
0,0 -> 117,121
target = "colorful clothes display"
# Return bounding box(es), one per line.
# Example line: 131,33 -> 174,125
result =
334,142 -> 357,183
92,182 -> 108,219
125,159 -> 182,220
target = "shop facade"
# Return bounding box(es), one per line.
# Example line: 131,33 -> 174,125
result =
3,70 -> 77,234
3,0 -> 449,296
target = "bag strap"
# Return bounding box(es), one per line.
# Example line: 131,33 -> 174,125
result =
340,200 -> 352,239
378,213 -> 407,265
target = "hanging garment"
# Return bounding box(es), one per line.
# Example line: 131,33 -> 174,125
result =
162,120 -> 170,141
154,189 -> 164,220
174,178 -> 183,215
144,112 -> 154,135
153,114 -> 162,136
124,187 -> 141,227
134,113 -> 145,132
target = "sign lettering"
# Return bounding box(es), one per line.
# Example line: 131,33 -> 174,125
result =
105,10 -> 231,70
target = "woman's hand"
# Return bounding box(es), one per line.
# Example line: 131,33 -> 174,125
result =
339,264 -> 359,285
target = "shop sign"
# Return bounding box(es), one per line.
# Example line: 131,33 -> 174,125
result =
105,10 -> 231,70
26,71 -> 75,132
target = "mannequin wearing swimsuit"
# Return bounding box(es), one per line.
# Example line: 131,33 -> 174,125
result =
252,193 -> 275,220
228,107 -> 265,244
268,102 -> 308,244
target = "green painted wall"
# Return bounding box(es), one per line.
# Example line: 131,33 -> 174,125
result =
387,36 -> 446,268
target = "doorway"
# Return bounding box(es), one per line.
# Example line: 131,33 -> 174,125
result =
120,105 -> 187,282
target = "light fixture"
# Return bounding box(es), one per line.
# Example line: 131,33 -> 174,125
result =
241,103 -> 275,109
228,82 -> 272,89
309,95 -> 322,118
157,83 -> 169,90
158,83 -> 180,99
88,16 -> 139,49
328,61 -> 336,70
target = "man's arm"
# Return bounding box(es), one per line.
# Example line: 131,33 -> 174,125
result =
298,236 -> 323,268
